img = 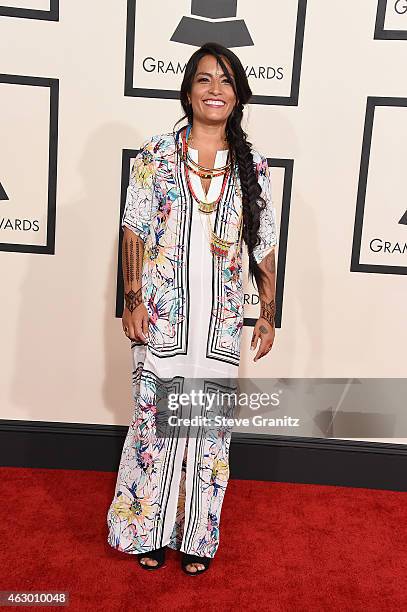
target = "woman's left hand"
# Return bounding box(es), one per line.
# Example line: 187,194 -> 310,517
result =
251,318 -> 275,362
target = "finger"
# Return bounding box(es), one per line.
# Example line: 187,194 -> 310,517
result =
254,338 -> 268,362
127,323 -> 137,341
123,323 -> 131,338
135,321 -> 148,344
141,313 -> 149,341
250,329 -> 260,351
255,341 -> 273,362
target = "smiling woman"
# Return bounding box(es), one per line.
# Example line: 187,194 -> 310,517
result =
185,54 -> 237,195
107,42 -> 278,577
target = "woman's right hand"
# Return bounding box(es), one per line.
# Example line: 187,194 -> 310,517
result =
122,303 -> 149,343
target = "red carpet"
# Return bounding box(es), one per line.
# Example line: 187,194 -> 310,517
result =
0,466 -> 406,611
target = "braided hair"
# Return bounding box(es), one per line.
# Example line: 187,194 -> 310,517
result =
175,42 -> 267,292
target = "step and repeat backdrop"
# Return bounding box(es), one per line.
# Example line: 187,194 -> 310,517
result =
0,0 -> 406,441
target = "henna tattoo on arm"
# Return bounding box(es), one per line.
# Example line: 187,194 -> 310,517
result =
260,298 -> 275,327
123,233 -> 144,313
257,251 -> 276,328
129,238 -> 134,284
125,286 -> 142,313
264,252 -> 275,274
135,240 -> 140,283
124,239 -> 131,285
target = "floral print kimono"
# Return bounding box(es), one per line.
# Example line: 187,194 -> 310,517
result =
107,130 -> 277,559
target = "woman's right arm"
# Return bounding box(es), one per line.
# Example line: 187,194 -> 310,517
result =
120,136 -> 160,342
122,226 -> 149,343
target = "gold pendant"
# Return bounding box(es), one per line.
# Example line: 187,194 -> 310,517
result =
198,201 -> 218,214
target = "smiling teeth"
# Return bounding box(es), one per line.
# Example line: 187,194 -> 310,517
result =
204,100 -> 225,106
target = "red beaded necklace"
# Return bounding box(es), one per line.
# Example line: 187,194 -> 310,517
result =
181,127 -> 230,214
180,126 -> 243,261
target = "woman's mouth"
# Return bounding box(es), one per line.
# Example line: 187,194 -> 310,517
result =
203,99 -> 226,108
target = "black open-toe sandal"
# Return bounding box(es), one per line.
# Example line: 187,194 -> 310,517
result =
137,546 -> 166,570
181,552 -> 211,576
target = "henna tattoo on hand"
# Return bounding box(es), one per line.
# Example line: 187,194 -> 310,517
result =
125,287 -> 142,313
260,298 -> 275,326
259,324 -> 268,334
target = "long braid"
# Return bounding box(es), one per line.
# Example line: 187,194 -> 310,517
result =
226,104 -> 266,291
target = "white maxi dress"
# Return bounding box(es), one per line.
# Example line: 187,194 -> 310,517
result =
106,132 -> 277,558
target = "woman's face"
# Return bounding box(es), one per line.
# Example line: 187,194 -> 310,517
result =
188,54 -> 237,126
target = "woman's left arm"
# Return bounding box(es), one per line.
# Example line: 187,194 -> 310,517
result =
251,246 -> 276,362
250,153 -> 278,362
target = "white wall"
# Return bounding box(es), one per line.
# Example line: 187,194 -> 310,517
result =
0,1 -> 406,442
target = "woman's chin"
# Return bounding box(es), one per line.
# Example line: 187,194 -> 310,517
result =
198,111 -> 230,124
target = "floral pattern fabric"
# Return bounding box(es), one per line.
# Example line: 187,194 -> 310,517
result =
106,130 -> 277,558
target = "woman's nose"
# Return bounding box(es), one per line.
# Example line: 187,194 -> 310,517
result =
208,78 -> 221,95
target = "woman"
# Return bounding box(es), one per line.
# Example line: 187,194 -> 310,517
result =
107,42 -> 277,575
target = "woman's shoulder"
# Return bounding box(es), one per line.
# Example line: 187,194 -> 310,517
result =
251,147 -> 267,164
139,132 -> 177,155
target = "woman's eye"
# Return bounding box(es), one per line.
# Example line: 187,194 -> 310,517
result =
197,77 -> 209,82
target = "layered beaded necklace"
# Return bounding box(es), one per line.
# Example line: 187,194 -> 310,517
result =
180,125 -> 243,262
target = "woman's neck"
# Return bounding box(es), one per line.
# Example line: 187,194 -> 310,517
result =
189,121 -> 227,149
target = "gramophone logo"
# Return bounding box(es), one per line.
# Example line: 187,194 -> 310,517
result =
125,0 -> 307,105
171,0 -> 254,48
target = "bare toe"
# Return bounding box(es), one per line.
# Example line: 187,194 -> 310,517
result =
140,556 -> 158,567
146,558 -> 158,567
186,562 -> 205,572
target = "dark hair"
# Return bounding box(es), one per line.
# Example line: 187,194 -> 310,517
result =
175,42 -> 266,292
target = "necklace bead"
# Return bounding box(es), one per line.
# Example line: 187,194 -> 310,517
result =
181,126 -> 243,260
